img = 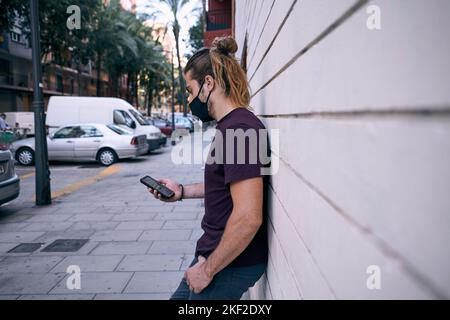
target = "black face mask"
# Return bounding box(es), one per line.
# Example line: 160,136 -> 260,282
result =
189,80 -> 215,123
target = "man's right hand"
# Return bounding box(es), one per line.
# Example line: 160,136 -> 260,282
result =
148,178 -> 182,203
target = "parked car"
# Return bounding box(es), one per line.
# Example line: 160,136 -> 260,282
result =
0,132 -> 20,205
149,118 -> 173,137
168,116 -> 195,133
11,124 -> 148,166
46,96 -> 165,152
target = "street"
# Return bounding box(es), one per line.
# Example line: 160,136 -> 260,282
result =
0,142 -> 205,300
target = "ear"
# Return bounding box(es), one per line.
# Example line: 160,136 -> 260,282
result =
204,75 -> 215,90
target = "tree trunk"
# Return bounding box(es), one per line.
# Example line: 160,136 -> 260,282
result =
147,84 -> 154,117
96,53 -> 102,96
134,73 -> 139,108
173,21 -> 188,117
126,73 -> 131,103
77,60 -> 82,96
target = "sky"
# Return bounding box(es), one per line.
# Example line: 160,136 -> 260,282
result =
136,0 -> 203,59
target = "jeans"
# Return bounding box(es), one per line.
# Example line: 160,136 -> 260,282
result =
170,257 -> 267,300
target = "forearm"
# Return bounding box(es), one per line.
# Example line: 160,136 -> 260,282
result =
183,183 -> 205,199
204,211 -> 261,278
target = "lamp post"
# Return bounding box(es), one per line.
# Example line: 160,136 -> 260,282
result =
30,0 -> 51,205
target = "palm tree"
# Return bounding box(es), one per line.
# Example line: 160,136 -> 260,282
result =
146,0 -> 192,116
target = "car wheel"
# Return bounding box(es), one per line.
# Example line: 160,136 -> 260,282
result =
16,147 -> 35,166
97,148 -> 118,166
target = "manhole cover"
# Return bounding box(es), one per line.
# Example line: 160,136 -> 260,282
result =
41,239 -> 89,252
8,243 -> 45,253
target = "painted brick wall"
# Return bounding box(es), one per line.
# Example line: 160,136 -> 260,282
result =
234,0 -> 450,299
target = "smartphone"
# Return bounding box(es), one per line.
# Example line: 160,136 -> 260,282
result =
140,176 -> 175,199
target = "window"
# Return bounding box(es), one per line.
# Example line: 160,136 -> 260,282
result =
129,109 -> 148,126
53,126 -> 78,139
107,124 -> 132,135
114,110 -> 135,129
79,126 -> 103,138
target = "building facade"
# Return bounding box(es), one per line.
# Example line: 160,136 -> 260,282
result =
234,0 -> 450,299
204,0 -> 233,47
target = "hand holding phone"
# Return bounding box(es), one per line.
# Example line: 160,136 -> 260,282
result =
141,176 -> 176,200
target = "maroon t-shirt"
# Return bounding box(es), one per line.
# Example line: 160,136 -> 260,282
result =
195,108 -> 269,267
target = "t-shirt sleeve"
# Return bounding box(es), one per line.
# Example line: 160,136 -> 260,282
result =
223,124 -> 265,186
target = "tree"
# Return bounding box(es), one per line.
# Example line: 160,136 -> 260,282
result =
187,14 -> 204,55
146,0 -> 192,116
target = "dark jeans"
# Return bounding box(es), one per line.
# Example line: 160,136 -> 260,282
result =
170,257 -> 266,300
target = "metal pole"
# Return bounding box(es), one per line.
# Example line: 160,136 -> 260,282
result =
171,50 -> 176,146
30,0 -> 51,205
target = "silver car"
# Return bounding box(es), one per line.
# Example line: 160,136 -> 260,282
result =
11,124 -> 148,166
0,149 -> 20,205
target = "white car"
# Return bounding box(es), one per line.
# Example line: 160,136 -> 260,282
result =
46,96 -> 165,152
11,124 -> 148,166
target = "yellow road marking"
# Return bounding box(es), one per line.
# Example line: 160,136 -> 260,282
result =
32,164 -> 121,201
20,172 -> 35,180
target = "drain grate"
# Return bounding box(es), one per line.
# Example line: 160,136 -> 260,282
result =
8,243 -> 45,253
41,239 -> 89,252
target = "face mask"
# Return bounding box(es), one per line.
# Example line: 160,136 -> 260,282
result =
189,80 -> 215,123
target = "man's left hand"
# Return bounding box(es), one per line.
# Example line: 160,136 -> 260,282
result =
185,256 -> 213,294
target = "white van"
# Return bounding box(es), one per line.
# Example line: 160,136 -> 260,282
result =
4,112 -> 35,136
46,96 -> 166,151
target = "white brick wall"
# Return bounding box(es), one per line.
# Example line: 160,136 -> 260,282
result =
234,0 -> 450,299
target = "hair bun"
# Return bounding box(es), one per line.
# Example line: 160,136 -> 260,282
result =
212,36 -> 238,56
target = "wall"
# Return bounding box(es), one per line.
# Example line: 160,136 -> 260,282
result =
234,0 -> 450,299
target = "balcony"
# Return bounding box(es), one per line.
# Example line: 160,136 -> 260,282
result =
204,9 -> 232,47
206,10 -> 232,31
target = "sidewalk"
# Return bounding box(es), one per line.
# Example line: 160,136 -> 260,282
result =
0,134 -> 209,300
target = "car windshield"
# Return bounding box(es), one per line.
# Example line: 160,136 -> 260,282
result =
129,109 -> 148,126
107,124 -> 133,135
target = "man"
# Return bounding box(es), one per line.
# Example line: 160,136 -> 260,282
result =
148,37 -> 269,300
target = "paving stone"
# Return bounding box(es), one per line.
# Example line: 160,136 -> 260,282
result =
0,223 -> 30,232
0,273 -> 65,295
67,214 -> 115,222
0,256 -> 63,273
51,255 -> 124,272
94,293 -> 170,300
116,254 -> 183,271
18,294 -> 94,300
124,272 -> 184,293
69,221 -> 120,231
139,230 -> 192,241
89,241 -> 152,255
148,241 -> 197,255
90,230 -> 143,242
112,214 -> 156,221
115,221 -> 164,230
163,220 -> 202,230
22,222 -> 73,232
154,212 -> 198,221
26,214 -> 74,222
50,272 -> 133,294
0,232 -> 45,243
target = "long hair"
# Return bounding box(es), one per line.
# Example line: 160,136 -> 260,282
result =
184,36 -> 251,108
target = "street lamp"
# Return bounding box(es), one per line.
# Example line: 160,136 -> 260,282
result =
30,0 -> 51,205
